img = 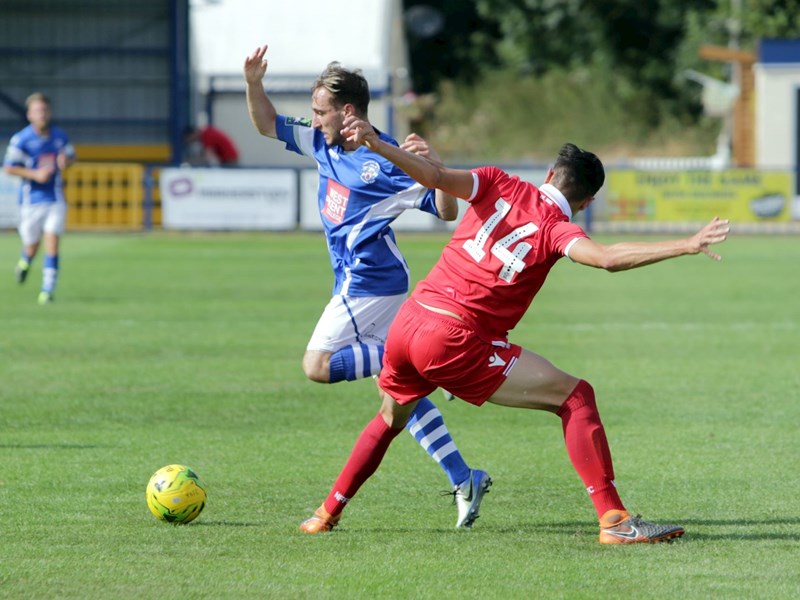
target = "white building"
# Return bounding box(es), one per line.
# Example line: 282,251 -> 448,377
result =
755,39 -> 800,176
190,0 -> 412,167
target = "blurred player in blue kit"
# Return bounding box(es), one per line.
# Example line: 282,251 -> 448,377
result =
3,92 -> 75,304
244,44 -> 490,528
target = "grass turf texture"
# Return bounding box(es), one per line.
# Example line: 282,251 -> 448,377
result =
1,230 -> 799,599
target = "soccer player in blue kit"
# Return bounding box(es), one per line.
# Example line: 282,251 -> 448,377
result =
244,44 -> 490,529
3,92 -> 75,304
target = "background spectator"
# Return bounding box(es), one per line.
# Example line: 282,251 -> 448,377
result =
183,124 -> 239,166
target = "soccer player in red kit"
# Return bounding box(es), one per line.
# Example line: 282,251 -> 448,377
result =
298,116 -> 730,543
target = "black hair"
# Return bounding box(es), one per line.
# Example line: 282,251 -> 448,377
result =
551,143 -> 605,203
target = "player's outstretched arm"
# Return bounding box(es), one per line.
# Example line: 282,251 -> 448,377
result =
343,115 -> 474,199
568,217 -> 731,272
244,44 -> 278,138
401,133 -> 458,221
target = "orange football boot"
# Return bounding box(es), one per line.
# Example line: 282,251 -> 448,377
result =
298,505 -> 340,534
599,509 -> 685,544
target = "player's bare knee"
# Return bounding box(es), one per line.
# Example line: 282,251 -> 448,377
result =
302,364 -> 329,383
302,352 -> 330,383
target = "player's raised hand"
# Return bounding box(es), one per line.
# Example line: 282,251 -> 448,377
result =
401,133 -> 443,165
691,216 -> 730,260
244,45 -> 269,83
342,115 -> 378,149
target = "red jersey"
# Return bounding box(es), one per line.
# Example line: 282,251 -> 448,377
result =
412,166 -> 588,339
200,126 -> 239,163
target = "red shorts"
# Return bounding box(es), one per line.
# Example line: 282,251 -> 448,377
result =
378,301 -> 522,406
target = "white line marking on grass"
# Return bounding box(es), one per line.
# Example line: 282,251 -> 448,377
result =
537,322 -> 797,331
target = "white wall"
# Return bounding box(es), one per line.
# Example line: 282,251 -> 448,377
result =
755,63 -> 800,169
190,0 -> 402,90
190,0 -> 411,167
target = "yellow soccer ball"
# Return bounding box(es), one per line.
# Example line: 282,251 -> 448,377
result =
145,464 -> 206,524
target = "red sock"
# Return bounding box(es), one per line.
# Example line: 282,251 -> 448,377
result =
322,413 -> 404,517
557,380 -> 625,519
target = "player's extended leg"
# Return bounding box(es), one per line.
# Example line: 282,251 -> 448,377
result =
559,379 -> 684,543
489,348 -> 684,543
298,389 -> 492,532
490,349 -> 626,517
312,339 -> 473,486
299,394 -> 418,534
303,295 -> 489,528
310,343 -> 484,525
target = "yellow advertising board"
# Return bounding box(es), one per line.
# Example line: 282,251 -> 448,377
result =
607,170 -> 794,222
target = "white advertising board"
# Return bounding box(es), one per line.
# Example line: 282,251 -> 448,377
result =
161,168 -> 297,230
0,171 -> 19,229
299,169 -> 322,231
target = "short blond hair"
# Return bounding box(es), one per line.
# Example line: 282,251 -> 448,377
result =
312,62 -> 370,115
25,92 -> 51,109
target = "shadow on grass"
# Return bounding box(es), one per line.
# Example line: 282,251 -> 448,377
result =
0,444 -> 102,450
193,521 -> 262,528
491,517 -> 800,541
676,517 -> 800,541
252,516 -> 800,541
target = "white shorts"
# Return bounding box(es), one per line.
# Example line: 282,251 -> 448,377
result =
306,294 -> 407,353
18,200 -> 67,245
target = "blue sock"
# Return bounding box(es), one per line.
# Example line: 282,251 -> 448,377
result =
42,254 -> 59,293
329,343 -> 384,382
20,249 -> 33,264
406,397 -> 471,487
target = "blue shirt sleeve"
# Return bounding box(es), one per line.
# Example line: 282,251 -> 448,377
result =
275,114 -> 314,157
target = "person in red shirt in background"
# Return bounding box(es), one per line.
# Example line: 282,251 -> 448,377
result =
183,125 -> 239,166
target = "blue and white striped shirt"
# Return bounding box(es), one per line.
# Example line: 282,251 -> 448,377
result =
3,124 -> 75,205
276,115 -> 437,297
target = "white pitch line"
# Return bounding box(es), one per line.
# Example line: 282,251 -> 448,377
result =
534,321 -> 798,331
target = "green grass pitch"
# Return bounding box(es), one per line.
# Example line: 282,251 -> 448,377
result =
1,229 -> 799,599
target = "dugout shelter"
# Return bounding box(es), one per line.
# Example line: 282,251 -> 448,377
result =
0,0 -> 191,165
